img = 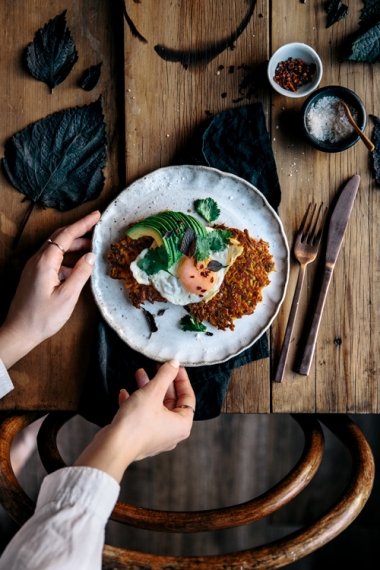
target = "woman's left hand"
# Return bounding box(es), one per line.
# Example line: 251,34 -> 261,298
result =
0,210 -> 101,369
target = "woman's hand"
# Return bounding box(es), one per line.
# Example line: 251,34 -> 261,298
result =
74,360 -> 196,483
0,211 -> 101,369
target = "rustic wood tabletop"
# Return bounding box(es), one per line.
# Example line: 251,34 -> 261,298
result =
0,0 -> 379,414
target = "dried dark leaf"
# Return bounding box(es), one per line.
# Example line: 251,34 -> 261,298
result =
26,11 -> 78,93
348,22 -> 380,62
142,308 -> 158,337
207,260 -> 227,272
79,63 -> 102,91
360,0 -> 380,28
326,0 -> 348,28
163,229 -> 175,239
372,115 -> 380,183
179,226 -> 196,256
157,309 -> 168,316
3,97 -> 107,242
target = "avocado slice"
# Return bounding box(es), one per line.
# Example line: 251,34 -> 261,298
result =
127,211 -> 207,267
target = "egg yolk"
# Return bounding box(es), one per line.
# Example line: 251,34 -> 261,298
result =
177,257 -> 216,296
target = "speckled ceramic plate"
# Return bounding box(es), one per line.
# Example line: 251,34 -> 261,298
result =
91,165 -> 289,366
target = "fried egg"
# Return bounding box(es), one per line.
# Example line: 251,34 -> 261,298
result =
130,240 -> 243,306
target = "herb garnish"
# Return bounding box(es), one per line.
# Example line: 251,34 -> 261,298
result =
80,63 -> 102,91
180,314 -> 207,333
194,198 -> 221,223
179,226 -> 196,255
142,308 -> 158,338
207,260 -> 228,272
26,11 -> 78,93
3,98 -> 107,249
138,246 -> 169,275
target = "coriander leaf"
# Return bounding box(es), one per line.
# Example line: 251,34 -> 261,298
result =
180,314 -> 207,333
26,11 -> 78,93
3,98 -> 107,247
194,197 -> 220,223
194,236 -> 211,261
79,63 -> 102,91
138,246 -> 168,275
208,229 -> 232,252
348,22 -> 380,62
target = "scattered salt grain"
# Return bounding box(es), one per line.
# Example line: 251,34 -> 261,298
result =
306,96 -> 357,143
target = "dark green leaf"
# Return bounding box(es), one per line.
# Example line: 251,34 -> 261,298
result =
207,260 -> 227,272
194,197 -> 220,222
325,0 -> 348,28
26,11 -> 78,93
360,1 -> 380,27
371,115 -> 380,183
138,246 -> 169,275
142,308 -> 158,336
79,63 -> 102,91
348,22 -> 380,62
208,229 -> 232,252
180,314 -> 207,333
3,97 -> 107,213
179,226 -> 196,255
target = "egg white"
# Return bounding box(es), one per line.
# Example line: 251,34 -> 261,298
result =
130,242 -> 242,306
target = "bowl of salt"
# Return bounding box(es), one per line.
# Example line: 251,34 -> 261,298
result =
301,86 -> 366,152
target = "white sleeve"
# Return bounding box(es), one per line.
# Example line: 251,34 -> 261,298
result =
0,358 -> 14,399
0,466 -> 120,570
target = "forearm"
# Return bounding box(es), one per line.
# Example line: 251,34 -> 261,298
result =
0,325 -> 36,370
0,467 -> 119,570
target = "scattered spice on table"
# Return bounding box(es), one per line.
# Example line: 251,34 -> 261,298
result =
273,57 -> 316,92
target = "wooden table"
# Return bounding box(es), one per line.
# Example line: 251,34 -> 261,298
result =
0,0 -> 379,415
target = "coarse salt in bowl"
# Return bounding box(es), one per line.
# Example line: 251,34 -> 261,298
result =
301,86 -> 366,152
267,42 -> 323,98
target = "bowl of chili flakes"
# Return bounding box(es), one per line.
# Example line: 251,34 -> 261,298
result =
267,42 -> 323,99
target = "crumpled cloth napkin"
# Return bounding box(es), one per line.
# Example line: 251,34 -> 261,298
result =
79,103 -> 281,424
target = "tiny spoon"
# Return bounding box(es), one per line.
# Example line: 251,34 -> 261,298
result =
339,101 -> 375,152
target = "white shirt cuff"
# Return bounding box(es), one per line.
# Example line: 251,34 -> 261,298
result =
0,358 -> 14,399
36,466 -> 120,523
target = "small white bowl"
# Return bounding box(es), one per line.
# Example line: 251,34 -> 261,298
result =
267,42 -> 323,99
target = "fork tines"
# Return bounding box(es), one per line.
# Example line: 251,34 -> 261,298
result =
301,202 -> 326,246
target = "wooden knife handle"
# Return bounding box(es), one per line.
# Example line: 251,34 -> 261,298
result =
298,267 -> 333,376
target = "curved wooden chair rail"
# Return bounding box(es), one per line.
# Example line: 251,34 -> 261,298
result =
0,413 -> 375,570
37,412 -> 325,532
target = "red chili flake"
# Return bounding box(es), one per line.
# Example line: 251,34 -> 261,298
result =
200,271 -> 210,277
273,57 -> 316,92
200,264 -> 204,269
190,275 -> 195,278
201,289 -> 207,293
210,277 -> 214,283
199,294 -> 204,297
197,286 -> 202,290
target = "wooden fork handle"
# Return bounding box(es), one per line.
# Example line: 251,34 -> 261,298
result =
298,267 -> 333,376
273,265 -> 306,383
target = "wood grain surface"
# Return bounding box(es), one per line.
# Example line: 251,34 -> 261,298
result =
0,0 -> 379,413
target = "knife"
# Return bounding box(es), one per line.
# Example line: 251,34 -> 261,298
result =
298,174 -> 361,376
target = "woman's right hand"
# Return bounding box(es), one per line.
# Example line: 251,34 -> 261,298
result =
74,359 -> 195,482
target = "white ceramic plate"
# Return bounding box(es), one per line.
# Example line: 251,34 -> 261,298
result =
91,165 -> 289,366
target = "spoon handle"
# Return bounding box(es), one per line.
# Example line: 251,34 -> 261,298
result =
350,122 -> 375,152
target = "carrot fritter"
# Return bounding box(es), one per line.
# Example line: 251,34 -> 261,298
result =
187,228 -> 274,330
108,236 -> 168,307
107,226 -> 274,330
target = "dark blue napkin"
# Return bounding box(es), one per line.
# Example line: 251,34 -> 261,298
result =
79,103 -> 280,424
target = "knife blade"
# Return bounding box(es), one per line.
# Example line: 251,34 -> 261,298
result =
298,174 -> 361,376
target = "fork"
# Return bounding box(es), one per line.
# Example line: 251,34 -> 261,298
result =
273,203 -> 326,383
